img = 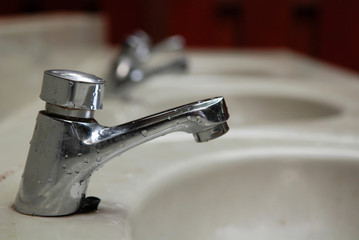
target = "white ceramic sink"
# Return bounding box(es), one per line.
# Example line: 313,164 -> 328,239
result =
125,93 -> 341,126
224,95 -> 340,125
2,69 -> 359,240
98,95 -> 341,127
99,73 -> 347,127
3,13 -> 359,240
129,147 -> 359,240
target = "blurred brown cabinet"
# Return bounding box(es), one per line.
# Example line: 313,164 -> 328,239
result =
102,0 -> 359,72
319,0 -> 359,71
1,0 -> 358,72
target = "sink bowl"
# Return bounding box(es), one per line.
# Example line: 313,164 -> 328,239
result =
222,95 -> 340,125
130,148 -> 359,240
110,94 -> 341,126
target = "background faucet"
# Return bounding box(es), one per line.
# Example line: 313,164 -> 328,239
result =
109,30 -> 188,89
14,69 -> 229,216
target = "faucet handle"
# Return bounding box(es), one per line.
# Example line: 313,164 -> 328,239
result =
40,70 -> 105,118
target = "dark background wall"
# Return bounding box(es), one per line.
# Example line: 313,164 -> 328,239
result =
1,0 -> 359,73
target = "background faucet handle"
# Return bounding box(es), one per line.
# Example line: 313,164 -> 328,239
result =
40,69 -> 105,111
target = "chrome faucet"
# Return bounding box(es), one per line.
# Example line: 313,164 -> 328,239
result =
110,30 -> 188,89
14,70 -> 229,216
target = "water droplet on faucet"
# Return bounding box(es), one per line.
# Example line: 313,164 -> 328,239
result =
78,153 -> 82,157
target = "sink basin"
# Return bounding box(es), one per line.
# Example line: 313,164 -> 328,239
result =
130,148 -> 359,240
221,95 -> 340,125
111,93 -> 341,126
104,74 -> 345,127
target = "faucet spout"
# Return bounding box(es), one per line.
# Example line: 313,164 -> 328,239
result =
110,30 -> 188,89
90,97 -> 229,164
13,71 -> 229,217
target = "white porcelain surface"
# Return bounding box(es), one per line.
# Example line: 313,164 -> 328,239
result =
130,147 -> 359,240
2,13 -> 359,240
123,76 -> 345,126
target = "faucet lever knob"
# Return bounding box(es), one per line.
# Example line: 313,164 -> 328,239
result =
40,69 -> 105,111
